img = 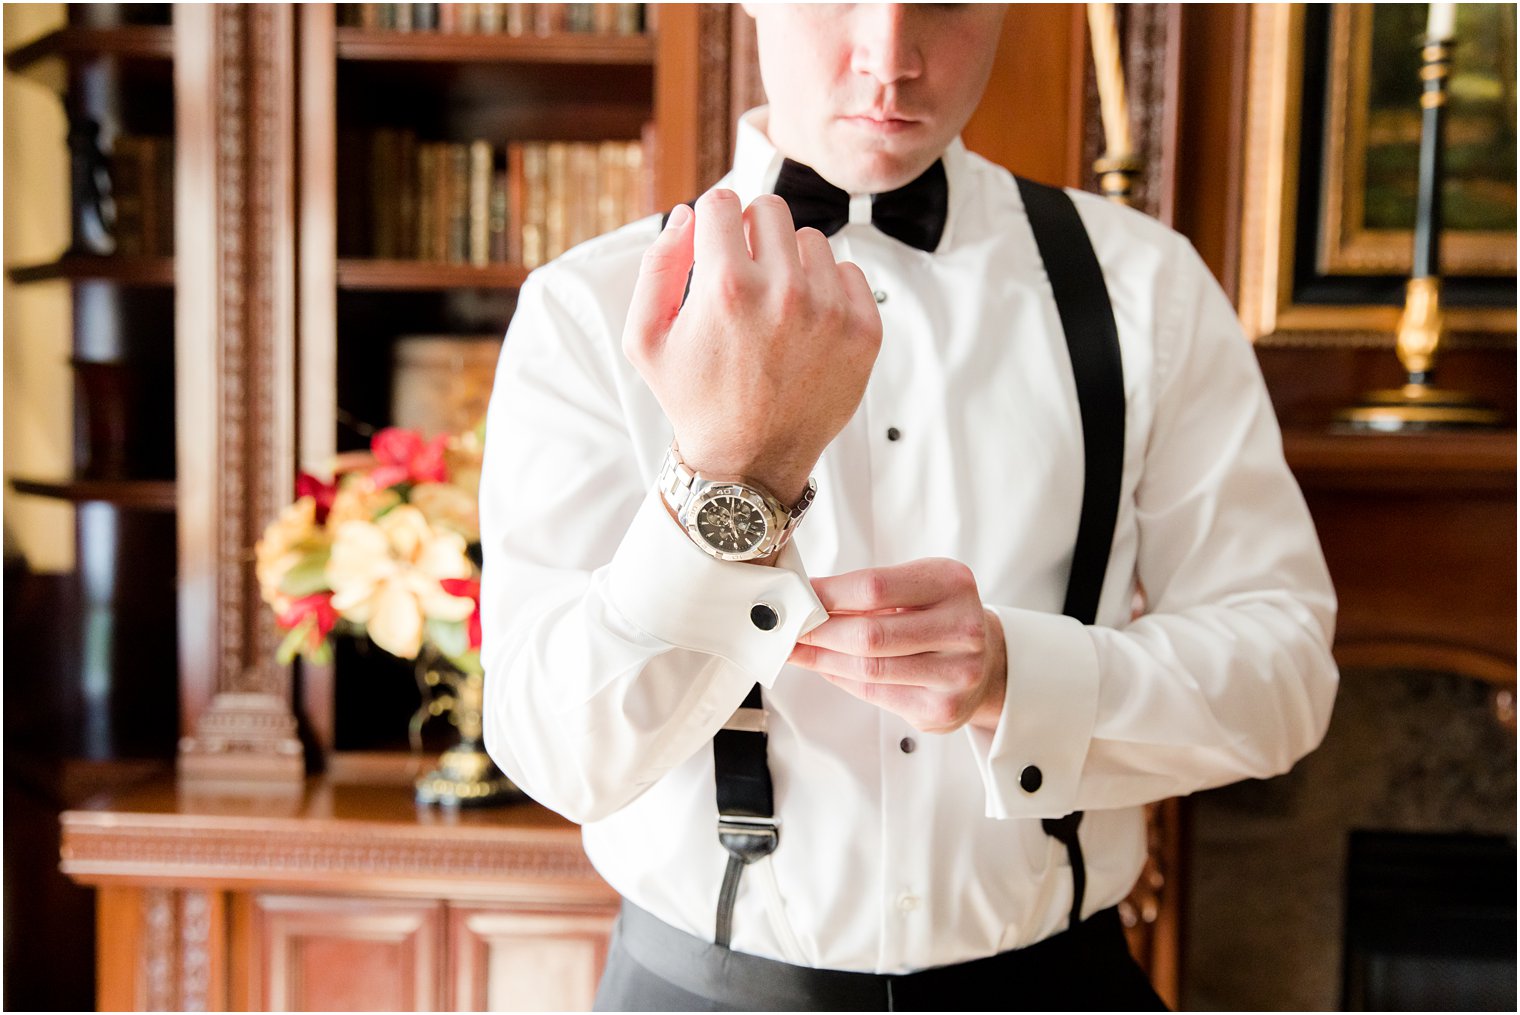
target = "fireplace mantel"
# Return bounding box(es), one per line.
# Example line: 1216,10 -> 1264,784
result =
1282,428 -> 1516,686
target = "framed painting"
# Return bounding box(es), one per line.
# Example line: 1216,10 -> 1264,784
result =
1238,4 -> 1516,348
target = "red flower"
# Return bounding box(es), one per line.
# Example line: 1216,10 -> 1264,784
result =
277,592 -> 340,652
439,577 -> 482,650
296,472 -> 339,524
369,427 -> 449,489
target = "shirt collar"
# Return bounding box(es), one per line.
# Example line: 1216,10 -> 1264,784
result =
725,106 -> 969,250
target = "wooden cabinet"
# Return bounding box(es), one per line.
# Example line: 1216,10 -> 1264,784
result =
448,905 -> 613,1011
62,778 -> 619,1011
252,896 -> 446,1011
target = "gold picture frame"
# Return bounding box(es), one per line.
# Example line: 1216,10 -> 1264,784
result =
1320,4 -> 1516,278
1237,4 -> 1516,348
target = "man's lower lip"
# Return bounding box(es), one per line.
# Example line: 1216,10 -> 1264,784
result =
844,117 -> 918,133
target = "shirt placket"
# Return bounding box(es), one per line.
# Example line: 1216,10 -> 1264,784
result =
844,229 -> 939,973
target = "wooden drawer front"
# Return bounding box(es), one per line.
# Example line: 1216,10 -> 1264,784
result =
253,895 -> 444,1011
449,905 -> 617,1012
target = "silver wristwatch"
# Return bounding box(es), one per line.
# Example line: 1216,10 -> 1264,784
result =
657,444 -> 816,562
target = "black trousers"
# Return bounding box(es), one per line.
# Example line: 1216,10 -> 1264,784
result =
594,900 -> 1169,1012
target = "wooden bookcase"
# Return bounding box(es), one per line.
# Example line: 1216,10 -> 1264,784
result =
4,6 -> 181,764
293,2 -> 704,764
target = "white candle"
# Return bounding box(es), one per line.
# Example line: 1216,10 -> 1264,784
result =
1426,3 -> 1456,41
1086,3 -> 1131,155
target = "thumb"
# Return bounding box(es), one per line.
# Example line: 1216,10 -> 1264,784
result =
622,204 -> 696,361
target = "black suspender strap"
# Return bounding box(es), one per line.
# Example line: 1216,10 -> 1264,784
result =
1015,175 -> 1127,934
702,176 -> 1126,946
712,683 -> 778,948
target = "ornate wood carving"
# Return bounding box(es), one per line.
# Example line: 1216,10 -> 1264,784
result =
60,788 -> 612,900
176,4 -> 302,781
179,889 -> 214,1011
134,886 -> 218,1011
1078,3 -> 1181,221
142,887 -> 176,1011
694,3 -> 734,191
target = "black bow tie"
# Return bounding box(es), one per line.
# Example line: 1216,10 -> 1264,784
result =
772,158 -> 948,253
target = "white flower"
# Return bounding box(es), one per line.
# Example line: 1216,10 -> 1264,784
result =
325,505 -> 475,660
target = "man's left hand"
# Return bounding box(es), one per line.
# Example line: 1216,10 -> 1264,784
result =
787,558 -> 1007,734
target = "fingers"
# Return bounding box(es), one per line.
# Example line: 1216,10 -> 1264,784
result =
835,259 -> 880,326
794,226 -> 835,280
744,194 -> 803,273
692,188 -> 750,279
623,203 -> 696,359
799,659 -> 975,735
811,558 -> 978,614
797,606 -> 985,658
789,642 -> 976,688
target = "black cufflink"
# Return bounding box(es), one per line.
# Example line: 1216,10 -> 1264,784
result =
750,603 -> 779,631
1019,765 -> 1043,793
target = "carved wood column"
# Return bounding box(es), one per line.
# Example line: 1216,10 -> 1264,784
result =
175,4 -> 302,780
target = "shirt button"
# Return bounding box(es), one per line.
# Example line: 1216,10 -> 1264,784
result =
896,893 -> 919,913
899,737 -> 916,754
886,427 -> 901,442
750,603 -> 779,631
1019,765 -> 1044,793
873,289 -> 888,304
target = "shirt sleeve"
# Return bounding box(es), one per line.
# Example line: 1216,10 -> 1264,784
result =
966,237 -> 1339,819
478,266 -> 827,825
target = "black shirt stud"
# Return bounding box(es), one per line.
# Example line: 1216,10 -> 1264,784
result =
1019,765 -> 1043,793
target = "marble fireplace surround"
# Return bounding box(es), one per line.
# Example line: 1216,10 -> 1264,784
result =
1182,666 -> 1516,1011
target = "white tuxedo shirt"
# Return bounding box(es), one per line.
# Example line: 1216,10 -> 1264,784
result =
480,108 -> 1338,973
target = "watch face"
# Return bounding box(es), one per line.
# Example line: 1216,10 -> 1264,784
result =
694,493 -> 769,555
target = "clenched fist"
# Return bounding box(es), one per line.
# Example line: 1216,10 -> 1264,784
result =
621,189 -> 882,506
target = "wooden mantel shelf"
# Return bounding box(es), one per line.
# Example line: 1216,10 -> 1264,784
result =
1283,428 -> 1516,493
1280,427 -> 1516,685
61,777 -> 610,901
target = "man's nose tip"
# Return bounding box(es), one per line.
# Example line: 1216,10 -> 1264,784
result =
850,4 -> 922,83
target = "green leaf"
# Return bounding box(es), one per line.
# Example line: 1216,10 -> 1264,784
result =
278,551 -> 332,597
448,649 -> 483,676
276,617 -> 315,665
426,618 -> 469,659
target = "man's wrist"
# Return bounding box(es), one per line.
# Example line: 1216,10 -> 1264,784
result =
968,608 -> 1008,732
671,445 -> 815,509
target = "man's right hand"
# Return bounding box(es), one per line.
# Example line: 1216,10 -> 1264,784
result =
621,189 -> 883,506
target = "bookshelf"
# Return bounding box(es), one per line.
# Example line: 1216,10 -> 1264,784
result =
3,4 -> 181,763
296,2 -> 703,761
3,6 -> 181,1009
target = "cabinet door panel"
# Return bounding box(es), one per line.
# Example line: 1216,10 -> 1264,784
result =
254,895 -> 443,1011
450,906 -> 616,1012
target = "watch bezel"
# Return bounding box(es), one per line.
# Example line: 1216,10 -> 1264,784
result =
682,483 -> 776,562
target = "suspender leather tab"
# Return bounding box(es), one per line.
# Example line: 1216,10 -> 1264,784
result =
712,683 -> 777,947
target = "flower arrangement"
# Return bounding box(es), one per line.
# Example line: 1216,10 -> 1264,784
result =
256,424 -> 485,675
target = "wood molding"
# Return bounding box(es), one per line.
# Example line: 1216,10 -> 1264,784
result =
176,4 -> 303,778
60,783 -> 612,901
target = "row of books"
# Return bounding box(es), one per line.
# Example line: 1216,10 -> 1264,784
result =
357,130 -> 649,267
111,135 -> 175,257
338,3 -> 644,35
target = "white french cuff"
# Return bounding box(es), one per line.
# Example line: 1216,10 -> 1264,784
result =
964,606 -> 1101,819
607,487 -> 828,687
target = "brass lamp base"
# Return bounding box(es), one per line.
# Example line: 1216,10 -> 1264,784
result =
1336,382 -> 1502,432
415,740 -> 523,808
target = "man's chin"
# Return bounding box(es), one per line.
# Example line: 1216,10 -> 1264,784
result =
816,148 -> 941,196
